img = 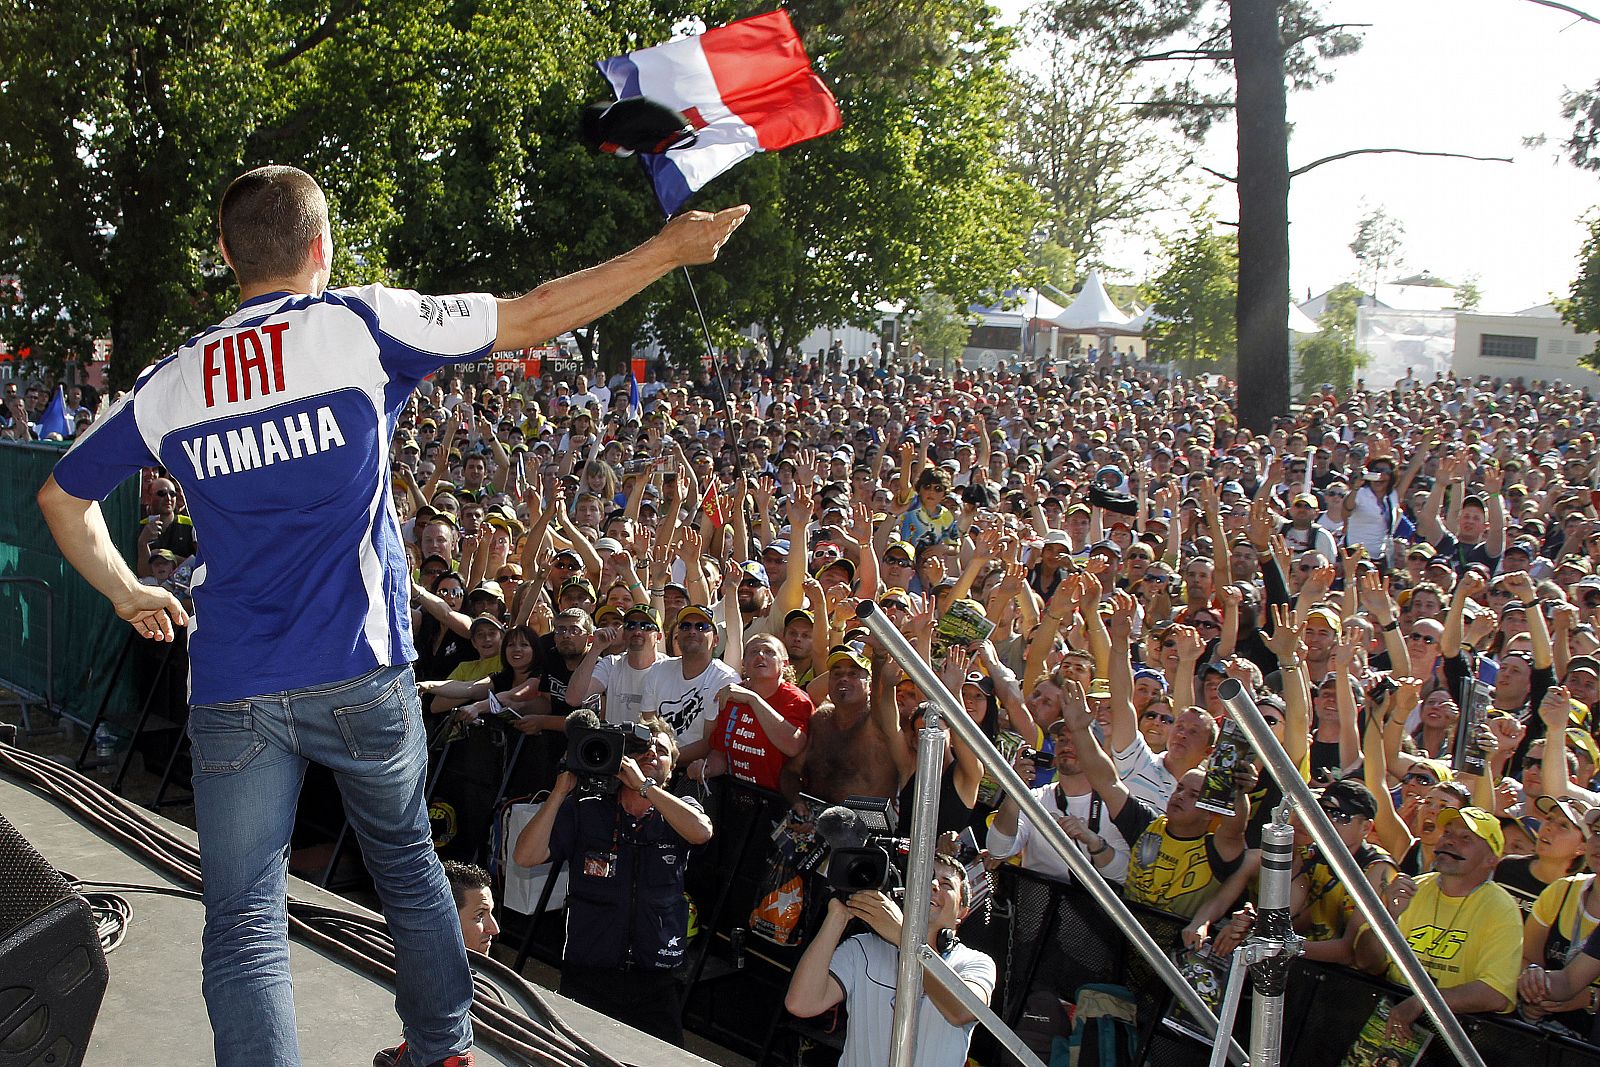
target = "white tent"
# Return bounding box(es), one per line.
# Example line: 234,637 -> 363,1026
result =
1289,303 -> 1321,335
1053,270 -> 1139,336
968,288 -> 1070,327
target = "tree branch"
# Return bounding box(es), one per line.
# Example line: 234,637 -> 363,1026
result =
1521,0 -> 1600,25
1118,99 -> 1236,109
1132,48 -> 1233,63
1282,22 -> 1372,48
269,0 -> 364,69
1289,148 -> 1513,179
1199,165 -> 1237,184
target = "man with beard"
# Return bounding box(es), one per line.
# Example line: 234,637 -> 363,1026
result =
987,683 -> 1147,885
565,604 -> 666,724
641,604 -> 740,763
733,560 -> 779,636
779,645 -> 900,810
1355,808 -> 1521,1040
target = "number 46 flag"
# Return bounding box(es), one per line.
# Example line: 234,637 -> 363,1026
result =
597,10 -> 842,216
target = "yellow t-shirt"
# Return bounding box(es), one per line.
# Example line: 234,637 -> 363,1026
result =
1530,874 -> 1600,971
1387,873 -> 1521,1008
1296,842 -> 1396,944
448,655 -> 503,684
1125,816 -> 1237,919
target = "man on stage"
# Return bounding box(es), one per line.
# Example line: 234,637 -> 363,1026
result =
37,164 -> 745,1067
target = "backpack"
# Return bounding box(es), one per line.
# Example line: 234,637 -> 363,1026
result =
1060,983 -> 1138,1067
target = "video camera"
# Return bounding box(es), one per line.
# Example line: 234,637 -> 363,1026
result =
809,795 -> 908,897
563,710 -> 653,795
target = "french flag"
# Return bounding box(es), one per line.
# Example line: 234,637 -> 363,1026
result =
598,10 -> 842,216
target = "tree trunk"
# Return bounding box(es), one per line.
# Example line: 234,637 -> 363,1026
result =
1230,0 -> 1291,432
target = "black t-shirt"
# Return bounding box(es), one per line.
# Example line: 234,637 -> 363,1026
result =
1494,854 -> 1571,915
1433,532 -> 1499,575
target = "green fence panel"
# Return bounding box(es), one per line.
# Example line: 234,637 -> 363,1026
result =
0,442 -> 141,728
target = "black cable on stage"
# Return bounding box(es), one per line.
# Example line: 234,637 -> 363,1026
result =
0,743 -> 627,1067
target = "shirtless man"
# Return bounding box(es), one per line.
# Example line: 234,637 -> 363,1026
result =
780,646 -> 899,810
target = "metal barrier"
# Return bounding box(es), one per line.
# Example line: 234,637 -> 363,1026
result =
990,864 -> 1600,1067
856,601 -> 1248,1067
1219,679 -> 1488,1067
0,577 -> 53,733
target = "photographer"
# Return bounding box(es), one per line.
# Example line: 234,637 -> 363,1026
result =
512,714 -> 712,1046
785,853 -> 995,1066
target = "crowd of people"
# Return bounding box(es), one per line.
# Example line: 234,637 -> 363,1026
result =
48,345 -> 1600,1060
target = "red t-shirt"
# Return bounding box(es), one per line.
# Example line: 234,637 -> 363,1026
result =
709,680 -> 815,791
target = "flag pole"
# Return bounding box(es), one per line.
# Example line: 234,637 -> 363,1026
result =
677,260 -> 745,481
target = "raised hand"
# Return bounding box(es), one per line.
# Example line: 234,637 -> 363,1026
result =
1170,624 -> 1205,662
1539,685 -> 1575,733
1261,604 -> 1305,662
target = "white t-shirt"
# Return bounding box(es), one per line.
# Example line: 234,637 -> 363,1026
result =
829,933 -> 995,1067
1114,733 -> 1178,811
639,655 -> 740,744
985,783 -> 1134,885
591,652 -> 657,724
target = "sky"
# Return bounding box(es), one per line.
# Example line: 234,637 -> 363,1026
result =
1001,0 -> 1600,313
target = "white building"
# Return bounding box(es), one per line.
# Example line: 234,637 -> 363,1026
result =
1451,304 -> 1600,392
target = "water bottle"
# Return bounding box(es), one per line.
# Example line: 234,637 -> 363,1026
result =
93,725 -> 116,765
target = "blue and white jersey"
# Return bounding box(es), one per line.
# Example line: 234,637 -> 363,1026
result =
53,285 -> 498,704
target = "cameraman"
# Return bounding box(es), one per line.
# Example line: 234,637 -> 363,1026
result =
512,714 -> 712,1046
785,854 -> 995,1066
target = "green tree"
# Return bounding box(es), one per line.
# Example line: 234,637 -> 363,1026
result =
1142,216 -> 1237,370
1042,0 -> 1362,430
904,293 -> 977,372
1004,9 -> 1188,274
1349,205 -> 1405,300
1295,281 -> 1367,395
1452,273 -> 1482,311
1559,210 -> 1600,363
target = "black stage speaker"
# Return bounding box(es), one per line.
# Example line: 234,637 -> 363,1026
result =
0,813 -> 108,1067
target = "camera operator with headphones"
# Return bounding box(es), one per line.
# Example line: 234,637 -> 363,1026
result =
513,712 -> 712,1046
785,853 -> 995,1066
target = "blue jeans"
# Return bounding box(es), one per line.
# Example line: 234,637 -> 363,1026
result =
187,663 -> 472,1067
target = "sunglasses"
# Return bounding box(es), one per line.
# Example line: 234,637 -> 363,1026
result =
552,559 -> 581,570
1142,712 -> 1175,724
153,489 -> 177,498
1319,806 -> 1357,824
1195,618 -> 1221,631
438,586 -> 463,596
678,620 -> 714,632
1401,772 -> 1438,786
623,620 -> 660,632
739,578 -> 765,588
1405,632 -> 1439,645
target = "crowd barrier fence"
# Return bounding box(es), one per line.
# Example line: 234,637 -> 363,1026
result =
993,865 -> 1600,1067
0,442 -> 139,730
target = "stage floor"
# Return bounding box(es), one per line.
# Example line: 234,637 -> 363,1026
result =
0,767 -> 712,1067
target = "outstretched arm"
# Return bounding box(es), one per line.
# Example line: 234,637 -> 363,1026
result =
496,208 -> 748,351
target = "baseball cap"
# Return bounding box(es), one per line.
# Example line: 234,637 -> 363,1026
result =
738,561 -> 770,587
881,587 -> 914,609
784,607 -> 815,626
1291,493 -> 1320,508
624,603 -> 662,628
1435,806 -> 1505,857
552,547 -> 583,565
472,580 -> 506,602
594,537 -> 626,554
827,644 -> 873,672
559,576 -> 596,599
765,538 -> 791,556
962,671 -> 995,695
469,613 -> 503,633
676,604 -> 717,628
1304,607 -> 1342,634
1406,543 -> 1436,560
594,604 -> 624,625
148,548 -> 179,564
1534,794 -> 1593,839
815,556 -> 857,584
1042,529 -> 1072,547
1317,778 -> 1378,821
1086,678 -> 1112,699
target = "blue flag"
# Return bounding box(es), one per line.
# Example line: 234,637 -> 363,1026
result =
627,374 -> 642,422
37,386 -> 70,439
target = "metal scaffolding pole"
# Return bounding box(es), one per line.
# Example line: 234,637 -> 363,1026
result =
857,602 -> 1248,1066
887,704 -> 949,1067
1217,678 -> 1488,1067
